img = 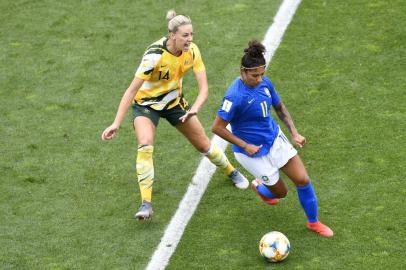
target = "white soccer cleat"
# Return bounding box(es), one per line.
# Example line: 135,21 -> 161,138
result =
229,169 -> 249,189
135,201 -> 154,221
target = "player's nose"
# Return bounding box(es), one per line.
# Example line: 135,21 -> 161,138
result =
257,76 -> 262,83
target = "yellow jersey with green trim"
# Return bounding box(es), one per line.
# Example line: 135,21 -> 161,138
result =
134,37 -> 205,110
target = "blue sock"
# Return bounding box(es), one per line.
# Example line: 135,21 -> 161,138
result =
257,184 -> 276,199
297,182 -> 318,223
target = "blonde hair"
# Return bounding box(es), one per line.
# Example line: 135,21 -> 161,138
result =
166,9 -> 192,33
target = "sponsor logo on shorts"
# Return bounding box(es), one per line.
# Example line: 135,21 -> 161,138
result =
261,176 -> 270,183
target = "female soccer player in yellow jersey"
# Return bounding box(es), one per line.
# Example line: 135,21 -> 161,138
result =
101,10 -> 248,221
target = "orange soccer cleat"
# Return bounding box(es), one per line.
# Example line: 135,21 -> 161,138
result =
306,221 -> 334,237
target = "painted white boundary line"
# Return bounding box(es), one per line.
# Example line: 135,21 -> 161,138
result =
263,0 -> 302,67
146,1 -> 301,269
145,136 -> 227,270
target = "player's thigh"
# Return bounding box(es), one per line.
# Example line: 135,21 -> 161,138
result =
132,104 -> 158,145
280,155 -> 309,186
175,116 -> 211,153
133,117 -> 156,145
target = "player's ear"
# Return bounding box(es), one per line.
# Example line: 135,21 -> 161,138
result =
240,68 -> 246,78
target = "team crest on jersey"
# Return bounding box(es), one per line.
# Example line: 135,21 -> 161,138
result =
264,87 -> 271,97
222,99 -> 233,112
184,59 -> 191,65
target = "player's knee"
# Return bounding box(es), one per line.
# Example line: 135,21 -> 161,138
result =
196,144 -> 210,153
270,183 -> 288,198
137,138 -> 154,145
294,176 -> 310,187
271,178 -> 288,198
196,140 -> 212,154
275,189 -> 288,198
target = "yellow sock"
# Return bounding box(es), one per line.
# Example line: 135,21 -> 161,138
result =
136,144 -> 154,202
205,143 -> 235,176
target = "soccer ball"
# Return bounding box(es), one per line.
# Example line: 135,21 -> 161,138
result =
259,231 -> 290,262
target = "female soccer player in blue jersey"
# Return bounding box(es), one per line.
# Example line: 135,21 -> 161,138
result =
212,40 -> 333,237
101,10 -> 248,221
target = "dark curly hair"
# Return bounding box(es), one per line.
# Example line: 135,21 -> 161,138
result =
241,40 -> 266,69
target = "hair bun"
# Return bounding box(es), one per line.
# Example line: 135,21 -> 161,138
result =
244,40 -> 265,58
166,9 -> 177,21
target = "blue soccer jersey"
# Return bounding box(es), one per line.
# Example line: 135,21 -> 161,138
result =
217,76 -> 281,157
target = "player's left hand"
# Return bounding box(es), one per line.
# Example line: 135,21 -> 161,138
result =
179,110 -> 198,123
292,133 -> 306,148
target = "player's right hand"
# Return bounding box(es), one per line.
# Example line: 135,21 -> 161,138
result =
244,144 -> 262,156
101,124 -> 119,140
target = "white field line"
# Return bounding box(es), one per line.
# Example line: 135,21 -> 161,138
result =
146,1 -> 301,269
263,0 -> 302,67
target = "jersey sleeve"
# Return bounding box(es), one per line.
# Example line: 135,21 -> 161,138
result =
217,85 -> 240,122
135,52 -> 161,81
191,44 -> 205,73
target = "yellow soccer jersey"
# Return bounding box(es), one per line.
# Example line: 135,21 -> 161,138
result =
134,37 -> 205,110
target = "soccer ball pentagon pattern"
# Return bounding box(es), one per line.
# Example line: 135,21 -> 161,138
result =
259,231 -> 291,262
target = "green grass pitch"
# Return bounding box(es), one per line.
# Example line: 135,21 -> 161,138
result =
1,0 -> 405,269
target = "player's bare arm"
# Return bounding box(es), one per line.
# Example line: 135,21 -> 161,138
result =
274,102 -> 306,148
212,116 -> 262,156
101,76 -> 144,140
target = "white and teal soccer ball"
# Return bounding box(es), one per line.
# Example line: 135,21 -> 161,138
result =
259,231 -> 291,262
